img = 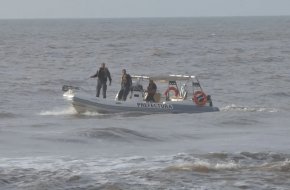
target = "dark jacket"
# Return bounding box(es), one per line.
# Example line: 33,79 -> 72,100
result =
147,82 -> 157,95
92,67 -> 112,83
121,74 -> 132,88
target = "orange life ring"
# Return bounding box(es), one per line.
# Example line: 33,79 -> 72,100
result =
193,91 -> 207,106
164,87 -> 179,97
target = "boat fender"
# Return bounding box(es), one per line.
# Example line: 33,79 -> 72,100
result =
164,87 -> 179,98
193,91 -> 207,106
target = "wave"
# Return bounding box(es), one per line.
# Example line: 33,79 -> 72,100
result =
81,111 -> 106,116
221,104 -> 278,113
261,159 -> 290,172
165,160 -> 239,173
0,112 -> 17,118
77,127 -> 159,142
263,56 -> 285,63
39,106 -> 153,118
39,107 -> 109,117
151,48 -> 175,57
39,107 -> 77,116
268,91 -> 290,98
165,152 -> 290,173
1,151 -> 290,189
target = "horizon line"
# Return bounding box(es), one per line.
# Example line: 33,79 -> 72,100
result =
1,14 -> 290,20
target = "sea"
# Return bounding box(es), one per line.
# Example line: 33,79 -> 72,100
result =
0,16 -> 290,190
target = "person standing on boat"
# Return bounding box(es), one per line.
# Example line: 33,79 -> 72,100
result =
90,63 -> 112,98
118,69 -> 132,101
145,79 -> 157,102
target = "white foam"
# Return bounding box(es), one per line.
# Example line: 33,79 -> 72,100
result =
170,160 -> 240,173
39,107 -> 77,116
81,111 -> 105,116
215,161 -> 239,170
221,104 -> 278,113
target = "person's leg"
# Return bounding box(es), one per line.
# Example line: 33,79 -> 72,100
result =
151,96 -> 155,102
102,83 -> 107,98
96,80 -> 102,97
118,89 -> 124,100
145,94 -> 149,102
146,94 -> 152,102
122,87 -> 130,101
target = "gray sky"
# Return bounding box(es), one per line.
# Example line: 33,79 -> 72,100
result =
1,0 -> 290,19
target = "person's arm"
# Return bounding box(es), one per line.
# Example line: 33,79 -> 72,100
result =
107,69 -> 112,85
90,70 -> 99,78
153,83 -> 157,94
128,75 -> 132,87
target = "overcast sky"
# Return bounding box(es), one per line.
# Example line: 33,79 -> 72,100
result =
0,0 -> 290,19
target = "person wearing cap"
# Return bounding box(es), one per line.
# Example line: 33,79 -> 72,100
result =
118,69 -> 132,101
90,63 -> 112,98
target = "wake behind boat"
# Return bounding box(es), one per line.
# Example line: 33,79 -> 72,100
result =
62,74 -> 219,114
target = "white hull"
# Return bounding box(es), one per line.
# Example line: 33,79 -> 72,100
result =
71,95 -> 219,114
63,74 -> 220,114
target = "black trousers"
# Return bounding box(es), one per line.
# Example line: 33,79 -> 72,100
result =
118,87 -> 130,101
145,94 -> 155,102
96,80 -> 107,98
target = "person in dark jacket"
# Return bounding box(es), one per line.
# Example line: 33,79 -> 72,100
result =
145,79 -> 157,102
118,69 -> 132,101
90,63 -> 112,98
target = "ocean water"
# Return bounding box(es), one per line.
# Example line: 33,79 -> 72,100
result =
1,17 -> 290,189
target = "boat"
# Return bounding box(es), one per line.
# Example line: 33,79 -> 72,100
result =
62,74 -> 219,114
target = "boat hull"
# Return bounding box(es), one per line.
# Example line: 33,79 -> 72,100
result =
71,96 -> 219,114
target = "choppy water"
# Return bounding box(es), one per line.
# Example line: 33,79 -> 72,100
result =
1,17 -> 290,189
